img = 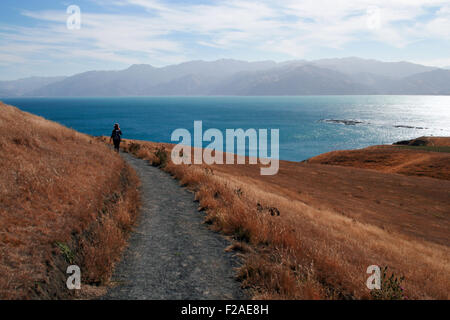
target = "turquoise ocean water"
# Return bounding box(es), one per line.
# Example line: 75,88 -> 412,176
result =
2,96 -> 449,161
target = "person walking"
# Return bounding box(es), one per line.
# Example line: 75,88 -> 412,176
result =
110,123 -> 122,153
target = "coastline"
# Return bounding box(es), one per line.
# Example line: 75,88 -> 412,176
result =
1,100 -> 449,299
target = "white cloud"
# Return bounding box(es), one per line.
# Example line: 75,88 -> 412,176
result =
111,0 -> 450,51
0,0 -> 449,78
0,53 -> 27,65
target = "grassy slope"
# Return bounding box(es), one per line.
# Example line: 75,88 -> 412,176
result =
114,138 -> 449,300
307,137 -> 450,180
0,103 -> 140,299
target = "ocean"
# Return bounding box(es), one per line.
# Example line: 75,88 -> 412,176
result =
2,96 -> 449,161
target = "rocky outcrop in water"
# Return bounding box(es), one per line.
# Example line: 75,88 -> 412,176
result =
321,119 -> 364,125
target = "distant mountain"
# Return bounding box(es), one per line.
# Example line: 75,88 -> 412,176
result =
389,69 -> 450,95
1,58 -> 449,97
310,57 -> 436,78
0,76 -> 66,97
0,88 -> 13,97
347,72 -> 397,93
28,59 -> 277,97
147,74 -> 216,95
212,64 -> 372,95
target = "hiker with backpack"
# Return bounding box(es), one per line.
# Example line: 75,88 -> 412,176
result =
110,123 -> 122,153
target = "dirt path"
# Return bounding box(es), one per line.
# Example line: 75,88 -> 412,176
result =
103,153 -> 245,300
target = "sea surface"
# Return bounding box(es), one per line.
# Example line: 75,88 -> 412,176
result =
2,96 -> 450,161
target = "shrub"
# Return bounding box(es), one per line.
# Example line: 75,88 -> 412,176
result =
55,242 -> 75,264
154,147 -> 168,168
128,142 -> 141,154
370,266 -> 406,300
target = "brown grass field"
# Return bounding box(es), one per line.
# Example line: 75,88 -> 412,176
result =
308,136 -> 450,180
0,102 -> 140,299
1,99 -> 448,300
112,137 -> 450,300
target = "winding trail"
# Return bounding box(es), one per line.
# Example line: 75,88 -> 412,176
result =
103,153 -> 245,300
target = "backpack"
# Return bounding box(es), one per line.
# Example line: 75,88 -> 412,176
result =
112,129 -> 121,141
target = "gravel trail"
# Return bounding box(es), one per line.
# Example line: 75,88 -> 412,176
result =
103,153 -> 244,300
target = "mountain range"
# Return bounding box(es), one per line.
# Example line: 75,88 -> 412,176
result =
1,57 -> 449,96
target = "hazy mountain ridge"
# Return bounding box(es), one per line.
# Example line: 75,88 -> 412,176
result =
1,58 -> 449,96
311,57 -> 436,78
0,76 -> 66,97
391,69 -> 450,95
212,64 -> 372,95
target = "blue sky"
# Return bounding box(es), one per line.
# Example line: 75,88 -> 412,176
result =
1,0 -> 449,80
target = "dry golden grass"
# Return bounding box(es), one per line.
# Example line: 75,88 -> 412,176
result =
308,137 -> 450,181
117,138 -> 450,300
0,102 -> 140,299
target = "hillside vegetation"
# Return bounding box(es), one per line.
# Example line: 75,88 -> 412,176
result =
0,102 -> 139,299
112,138 -> 450,300
308,137 -> 450,180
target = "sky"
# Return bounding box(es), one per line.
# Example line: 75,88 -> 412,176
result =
0,0 -> 449,80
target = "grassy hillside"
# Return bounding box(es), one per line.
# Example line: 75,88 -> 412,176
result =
113,138 -> 450,300
307,137 -> 450,180
0,102 -> 140,299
